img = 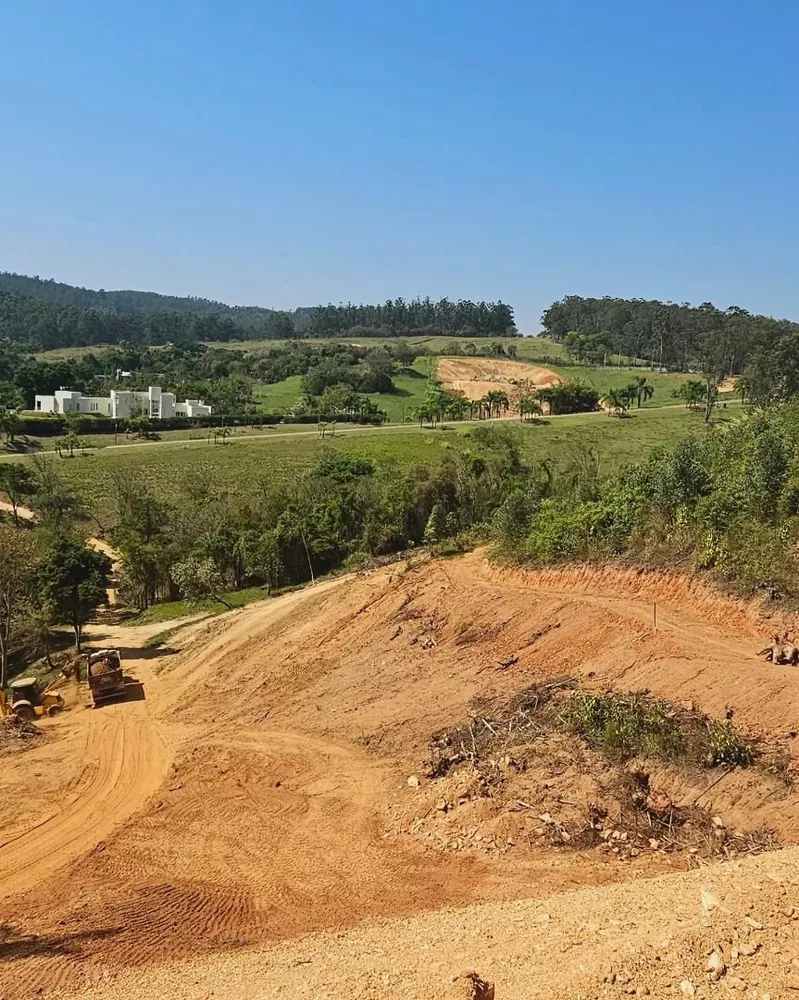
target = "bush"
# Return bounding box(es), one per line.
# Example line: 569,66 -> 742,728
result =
562,691 -> 685,761
707,719 -> 756,767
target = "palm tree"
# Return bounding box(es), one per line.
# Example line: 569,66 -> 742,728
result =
214,427 -> 232,445
600,389 -> 629,417
484,390 -> 509,418
734,376 -> 749,407
413,404 -> 436,428
632,376 -> 654,408
518,395 -> 543,422
444,393 -> 469,421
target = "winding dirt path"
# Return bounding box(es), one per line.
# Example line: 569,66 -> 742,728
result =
0,499 -> 122,569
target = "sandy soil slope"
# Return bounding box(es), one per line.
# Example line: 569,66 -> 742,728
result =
2,553 -> 799,998
50,846 -> 799,1000
437,357 -> 561,406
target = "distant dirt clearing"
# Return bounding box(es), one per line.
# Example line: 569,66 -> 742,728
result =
437,356 -> 562,406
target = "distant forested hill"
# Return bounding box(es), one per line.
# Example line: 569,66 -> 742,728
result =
0,271 -> 259,318
0,271 -> 517,350
542,295 -> 799,371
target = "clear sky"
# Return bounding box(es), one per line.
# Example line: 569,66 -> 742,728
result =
1,1 -> 797,331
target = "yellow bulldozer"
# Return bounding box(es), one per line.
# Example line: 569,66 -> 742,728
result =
0,662 -> 79,721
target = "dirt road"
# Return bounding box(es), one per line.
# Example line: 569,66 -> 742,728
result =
0,499 -> 121,570
2,553 -> 799,998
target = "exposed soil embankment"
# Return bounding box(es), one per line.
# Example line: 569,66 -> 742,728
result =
437,356 -> 561,407
2,551 -> 799,999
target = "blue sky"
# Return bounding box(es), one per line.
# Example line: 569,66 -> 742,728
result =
1,0 -> 797,331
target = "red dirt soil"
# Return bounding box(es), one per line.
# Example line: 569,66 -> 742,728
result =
2,552 -> 799,998
436,357 -> 562,407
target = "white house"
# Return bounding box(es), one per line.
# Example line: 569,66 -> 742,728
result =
34,386 -> 212,419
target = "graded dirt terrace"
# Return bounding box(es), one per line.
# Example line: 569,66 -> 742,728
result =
2,553 -> 799,999
436,356 -> 562,406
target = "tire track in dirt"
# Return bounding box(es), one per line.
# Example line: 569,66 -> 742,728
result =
0,727 -> 484,996
4,552 -> 799,998
0,663 -> 171,900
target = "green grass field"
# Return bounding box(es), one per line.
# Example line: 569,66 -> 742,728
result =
251,356 -> 436,421
249,356 -> 701,421
196,334 -> 568,360
32,334 -> 567,363
252,374 -> 305,411
549,365 -> 699,407
8,403 -> 734,526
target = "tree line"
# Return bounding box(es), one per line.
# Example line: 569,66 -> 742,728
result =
542,295 -> 799,372
492,400 -> 799,601
303,298 -> 516,338
0,272 -> 518,351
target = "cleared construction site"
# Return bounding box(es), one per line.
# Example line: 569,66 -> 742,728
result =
2,551 -> 799,999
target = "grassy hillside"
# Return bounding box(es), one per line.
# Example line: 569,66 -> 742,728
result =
549,365 -> 704,408
252,356 -> 436,421
15,404 -> 736,525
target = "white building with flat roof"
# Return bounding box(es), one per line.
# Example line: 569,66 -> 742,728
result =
34,386 -> 212,419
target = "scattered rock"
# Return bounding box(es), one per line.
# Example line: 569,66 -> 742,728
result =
706,950 -> 726,981
446,970 -> 495,1000
679,981 -> 695,997
726,975 -> 747,990
738,941 -> 760,957
407,775 -> 421,788
745,917 -> 764,930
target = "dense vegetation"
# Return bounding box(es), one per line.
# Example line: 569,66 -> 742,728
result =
1,336 -> 545,427
0,289 -> 295,351
0,338 -> 406,414
492,402 -> 799,600
4,395 -> 774,681
0,272 -> 517,350
303,299 -> 516,338
542,295 -> 799,373
0,458 -> 112,682
0,271 -> 269,319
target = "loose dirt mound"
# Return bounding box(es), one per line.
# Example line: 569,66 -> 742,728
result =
437,357 -> 561,406
3,553 -> 799,999
0,715 -> 42,756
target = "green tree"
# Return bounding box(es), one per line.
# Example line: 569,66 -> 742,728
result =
632,376 -> 655,408
424,501 -> 456,544
111,477 -> 174,610
172,554 -> 233,607
518,395 -> 543,421
0,407 -> 20,445
39,536 -> 112,649
600,389 -> 630,417
28,454 -> 85,531
0,526 -> 38,686
0,463 -> 37,525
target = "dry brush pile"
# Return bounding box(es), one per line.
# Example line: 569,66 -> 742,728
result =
404,681 -> 777,861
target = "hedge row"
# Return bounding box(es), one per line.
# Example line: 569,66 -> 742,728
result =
17,412 -> 385,437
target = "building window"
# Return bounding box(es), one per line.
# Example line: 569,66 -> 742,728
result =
90,403 -> 98,412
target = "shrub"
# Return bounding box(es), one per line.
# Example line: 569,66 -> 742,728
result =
707,719 -> 756,767
561,691 -> 685,761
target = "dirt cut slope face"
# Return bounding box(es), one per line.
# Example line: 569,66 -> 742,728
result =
437,356 -> 561,407
3,551 -> 799,999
